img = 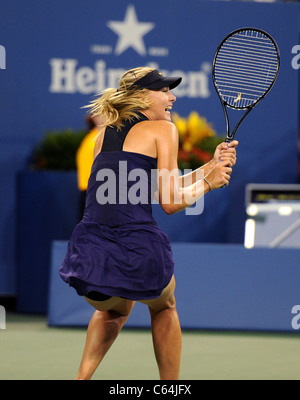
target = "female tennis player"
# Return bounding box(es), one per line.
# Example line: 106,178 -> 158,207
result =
59,67 -> 238,380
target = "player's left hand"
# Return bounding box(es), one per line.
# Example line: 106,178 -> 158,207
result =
213,140 -> 238,167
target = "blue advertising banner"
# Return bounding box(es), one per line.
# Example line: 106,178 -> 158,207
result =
0,0 -> 299,295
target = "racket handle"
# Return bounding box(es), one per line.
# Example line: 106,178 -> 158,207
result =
221,140 -> 230,188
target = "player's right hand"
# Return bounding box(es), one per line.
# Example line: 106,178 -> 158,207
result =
205,160 -> 232,190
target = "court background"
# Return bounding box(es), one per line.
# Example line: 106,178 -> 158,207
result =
0,0 -> 300,380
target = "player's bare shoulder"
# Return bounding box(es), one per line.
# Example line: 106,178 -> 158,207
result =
138,120 -> 178,142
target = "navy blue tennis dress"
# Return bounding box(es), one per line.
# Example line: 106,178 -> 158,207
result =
59,113 -> 174,300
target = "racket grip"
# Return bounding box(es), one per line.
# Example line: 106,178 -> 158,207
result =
221,139 -> 232,188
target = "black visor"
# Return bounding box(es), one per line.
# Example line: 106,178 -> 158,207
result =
131,69 -> 182,90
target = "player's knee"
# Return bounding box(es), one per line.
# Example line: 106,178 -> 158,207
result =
148,295 -> 177,314
165,295 -> 176,310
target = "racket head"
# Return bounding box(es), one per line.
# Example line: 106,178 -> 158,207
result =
212,28 -> 280,110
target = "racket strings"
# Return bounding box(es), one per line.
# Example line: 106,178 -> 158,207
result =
214,30 -> 279,108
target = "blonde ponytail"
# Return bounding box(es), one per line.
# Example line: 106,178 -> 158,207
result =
84,67 -> 155,130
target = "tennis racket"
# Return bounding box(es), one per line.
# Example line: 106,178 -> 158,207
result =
212,28 -> 280,143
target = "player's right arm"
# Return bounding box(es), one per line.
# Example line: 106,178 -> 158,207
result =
154,121 -> 231,215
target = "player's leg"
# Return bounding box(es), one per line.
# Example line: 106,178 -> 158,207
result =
139,276 -> 182,380
75,297 -> 135,380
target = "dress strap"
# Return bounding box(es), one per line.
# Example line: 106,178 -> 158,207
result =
101,112 -> 149,153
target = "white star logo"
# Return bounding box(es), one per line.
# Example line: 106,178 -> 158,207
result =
107,5 -> 155,56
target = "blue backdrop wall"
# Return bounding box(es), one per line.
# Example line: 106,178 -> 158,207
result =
0,0 -> 299,297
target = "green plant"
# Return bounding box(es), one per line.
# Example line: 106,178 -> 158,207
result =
30,128 -> 88,170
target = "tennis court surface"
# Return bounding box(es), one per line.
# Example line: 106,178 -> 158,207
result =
1,313 -> 300,380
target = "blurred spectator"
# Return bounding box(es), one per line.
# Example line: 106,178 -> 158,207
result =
76,115 -> 106,191
76,115 -> 106,218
